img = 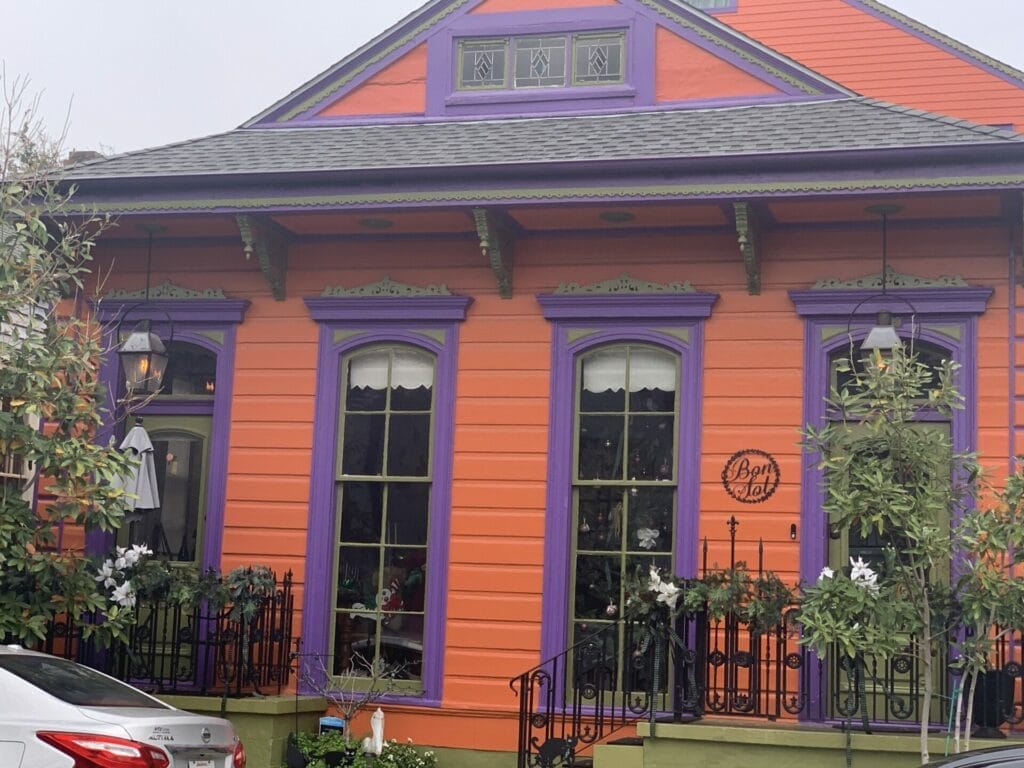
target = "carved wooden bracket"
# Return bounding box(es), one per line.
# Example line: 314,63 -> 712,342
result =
236,214 -> 290,301
733,202 -> 761,295
472,208 -> 515,299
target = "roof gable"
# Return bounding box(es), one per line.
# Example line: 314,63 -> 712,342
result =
243,0 -> 849,128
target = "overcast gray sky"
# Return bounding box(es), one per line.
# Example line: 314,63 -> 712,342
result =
3,1 -> 1022,156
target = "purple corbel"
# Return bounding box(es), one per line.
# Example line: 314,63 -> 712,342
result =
535,290 -> 717,664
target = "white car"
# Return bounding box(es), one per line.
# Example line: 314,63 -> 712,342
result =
0,644 -> 246,768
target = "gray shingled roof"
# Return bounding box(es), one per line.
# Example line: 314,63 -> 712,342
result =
65,98 -> 1023,181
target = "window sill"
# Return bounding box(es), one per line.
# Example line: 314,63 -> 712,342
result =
446,83 -> 636,109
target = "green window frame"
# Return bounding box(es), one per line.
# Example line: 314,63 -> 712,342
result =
331,344 -> 436,692
569,344 -> 680,685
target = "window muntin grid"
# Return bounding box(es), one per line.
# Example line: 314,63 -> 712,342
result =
573,33 -> 625,85
569,344 -> 679,690
456,31 -> 625,91
331,345 -> 436,688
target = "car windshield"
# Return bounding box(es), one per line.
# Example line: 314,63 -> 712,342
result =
0,655 -> 168,708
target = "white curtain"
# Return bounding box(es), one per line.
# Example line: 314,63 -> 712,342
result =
348,349 -> 434,390
582,347 -> 675,393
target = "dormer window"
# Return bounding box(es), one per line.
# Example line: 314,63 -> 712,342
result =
457,31 -> 625,91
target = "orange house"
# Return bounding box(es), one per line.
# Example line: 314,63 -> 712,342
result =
63,0 -> 1024,765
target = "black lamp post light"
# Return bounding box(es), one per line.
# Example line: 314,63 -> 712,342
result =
115,224 -> 172,395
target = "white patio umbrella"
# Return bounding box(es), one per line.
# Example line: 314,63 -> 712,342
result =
114,418 -> 161,532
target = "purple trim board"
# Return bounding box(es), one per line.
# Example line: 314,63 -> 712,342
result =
88,298 -> 249,576
536,290 -> 717,664
789,285 -> 992,717
300,294 -> 473,704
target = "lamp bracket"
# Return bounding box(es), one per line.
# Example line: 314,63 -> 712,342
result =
733,202 -> 761,295
471,207 -> 515,299
237,214 -> 290,301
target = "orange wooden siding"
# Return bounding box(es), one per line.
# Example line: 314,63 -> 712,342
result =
723,0 -> 1024,130
655,25 -> 781,102
317,44 -> 428,117
89,214 -> 1013,750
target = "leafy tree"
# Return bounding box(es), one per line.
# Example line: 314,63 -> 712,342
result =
801,344 -> 981,764
0,73 -> 136,645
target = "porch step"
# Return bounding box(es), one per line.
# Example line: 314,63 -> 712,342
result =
593,740 -> 643,768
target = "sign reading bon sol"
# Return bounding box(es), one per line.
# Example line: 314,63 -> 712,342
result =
721,449 -> 780,504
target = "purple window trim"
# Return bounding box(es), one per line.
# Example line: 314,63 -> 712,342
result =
428,9 -> 654,117
536,291 -> 717,663
300,295 -> 472,703
88,298 -> 250,575
789,285 -> 992,718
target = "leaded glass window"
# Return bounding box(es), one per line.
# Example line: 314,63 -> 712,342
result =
571,345 -> 678,686
458,39 -> 508,89
456,30 -> 626,91
573,33 -> 624,85
333,346 -> 435,685
514,36 -> 567,88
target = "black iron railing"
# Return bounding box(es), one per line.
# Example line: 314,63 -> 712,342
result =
40,570 -> 295,697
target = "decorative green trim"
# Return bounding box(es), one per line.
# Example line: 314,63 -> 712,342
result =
416,329 -> 446,344
322,275 -> 452,297
820,325 -> 848,343
928,324 -> 962,341
812,267 -> 968,290
196,330 -> 225,346
636,0 -> 825,95
276,0 -> 476,122
856,0 -> 1024,87
657,327 -> 691,343
333,329 -> 368,344
556,273 -> 695,295
74,174 -> 1024,215
568,329 -> 599,343
733,201 -> 760,295
473,208 -> 515,299
237,214 -> 290,301
106,281 -> 226,300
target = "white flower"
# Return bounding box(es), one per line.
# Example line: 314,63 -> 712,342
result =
818,566 -> 835,580
95,560 -> 115,584
655,580 -> 681,611
605,602 -> 618,617
637,528 -> 659,550
849,556 -> 879,594
111,581 -> 136,609
648,565 -> 662,590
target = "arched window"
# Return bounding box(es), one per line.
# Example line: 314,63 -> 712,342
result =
303,291 -> 471,703
333,345 -> 436,683
570,344 -> 679,662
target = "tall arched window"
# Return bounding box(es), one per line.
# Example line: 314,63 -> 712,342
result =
333,345 -> 436,684
791,282 -> 992,720
538,286 -> 717,697
303,290 -> 471,703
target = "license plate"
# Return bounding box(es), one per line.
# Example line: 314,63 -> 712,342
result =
188,761 -> 215,768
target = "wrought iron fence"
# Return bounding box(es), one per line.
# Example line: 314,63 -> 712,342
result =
39,570 -> 295,697
511,519 -> 1024,768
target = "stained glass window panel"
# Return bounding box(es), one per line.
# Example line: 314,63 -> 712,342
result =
573,34 -> 624,84
514,36 -> 567,88
458,39 -> 507,89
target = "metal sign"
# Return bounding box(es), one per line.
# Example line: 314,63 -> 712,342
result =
721,449 -> 780,504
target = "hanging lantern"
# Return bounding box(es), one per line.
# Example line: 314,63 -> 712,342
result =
118,321 -> 168,394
